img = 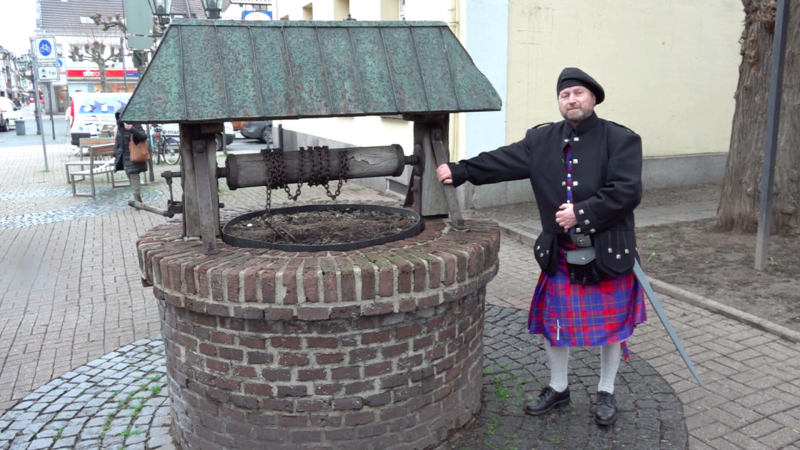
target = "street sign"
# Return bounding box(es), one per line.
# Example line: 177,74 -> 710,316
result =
35,36 -> 57,64
243,10 -> 272,20
124,0 -> 155,51
38,66 -> 59,81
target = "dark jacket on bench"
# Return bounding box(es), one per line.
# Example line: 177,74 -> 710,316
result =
114,124 -> 148,175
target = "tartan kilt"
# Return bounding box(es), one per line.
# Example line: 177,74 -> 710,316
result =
528,244 -> 646,352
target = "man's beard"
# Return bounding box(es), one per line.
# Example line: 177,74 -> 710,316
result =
562,108 -> 588,122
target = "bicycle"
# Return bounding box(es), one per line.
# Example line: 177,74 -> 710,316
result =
151,125 -> 181,165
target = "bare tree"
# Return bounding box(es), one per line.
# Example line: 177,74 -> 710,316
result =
89,13 -> 160,73
716,0 -> 800,234
68,37 -> 123,92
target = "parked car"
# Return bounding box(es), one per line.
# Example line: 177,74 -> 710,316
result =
0,97 -> 24,132
160,122 -> 234,151
67,92 -> 132,145
241,121 -> 272,143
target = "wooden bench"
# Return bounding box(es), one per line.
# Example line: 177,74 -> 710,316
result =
66,137 -> 117,183
70,142 -> 151,197
70,143 -> 119,197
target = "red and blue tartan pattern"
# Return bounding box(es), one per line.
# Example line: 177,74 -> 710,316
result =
528,245 -> 646,359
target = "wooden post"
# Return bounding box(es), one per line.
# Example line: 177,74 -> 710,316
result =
179,123 -> 221,254
414,116 -> 449,217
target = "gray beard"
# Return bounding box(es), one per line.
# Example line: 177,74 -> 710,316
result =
562,109 -> 588,123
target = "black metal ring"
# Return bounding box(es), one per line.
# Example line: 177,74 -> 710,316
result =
222,204 -> 424,252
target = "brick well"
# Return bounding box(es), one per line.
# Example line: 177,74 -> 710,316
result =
137,217 -> 500,450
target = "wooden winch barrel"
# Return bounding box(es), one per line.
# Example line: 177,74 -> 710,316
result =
224,145 -> 407,190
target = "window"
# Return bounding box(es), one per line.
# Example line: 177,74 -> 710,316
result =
79,16 -> 95,24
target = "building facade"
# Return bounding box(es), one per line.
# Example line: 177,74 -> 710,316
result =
0,46 -> 25,102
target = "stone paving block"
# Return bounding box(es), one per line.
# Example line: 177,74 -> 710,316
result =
706,436 -> 747,450
751,397 -> 796,417
692,422 -> 732,442
124,431 -> 147,445
735,392 -> 774,409
25,439 -> 52,450
51,436 -> 77,449
742,375 -> 783,391
720,431 -> 772,450
759,427 -> 800,449
739,418 -> 783,439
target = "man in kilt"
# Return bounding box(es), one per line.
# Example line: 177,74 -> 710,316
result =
436,68 -> 646,426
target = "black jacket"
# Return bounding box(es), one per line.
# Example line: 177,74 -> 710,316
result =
114,124 -> 148,175
449,113 -> 642,277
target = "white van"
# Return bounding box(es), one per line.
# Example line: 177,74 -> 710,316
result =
0,97 -> 24,132
67,92 -> 132,146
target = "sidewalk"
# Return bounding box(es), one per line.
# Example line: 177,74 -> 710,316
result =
0,134 -> 798,449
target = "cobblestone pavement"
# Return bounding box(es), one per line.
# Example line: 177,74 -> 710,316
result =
0,338 -> 170,450
449,304 -> 687,450
481,237 -> 800,450
0,187 -> 163,230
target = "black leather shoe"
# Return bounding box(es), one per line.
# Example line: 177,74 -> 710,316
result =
594,391 -> 617,426
524,387 -> 570,416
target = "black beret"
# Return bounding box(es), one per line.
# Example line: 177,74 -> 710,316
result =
557,68 -> 605,104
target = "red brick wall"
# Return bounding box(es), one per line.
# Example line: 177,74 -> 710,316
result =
139,218 -> 500,450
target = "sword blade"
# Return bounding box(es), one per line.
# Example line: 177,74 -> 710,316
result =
633,260 -> 704,387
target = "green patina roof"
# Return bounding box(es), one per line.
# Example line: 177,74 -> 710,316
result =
122,20 -> 501,124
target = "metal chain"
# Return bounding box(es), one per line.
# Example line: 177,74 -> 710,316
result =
260,148 -> 275,224
260,147 -> 297,243
320,146 -> 330,187
263,146 -> 348,210
284,147 -> 305,201
324,147 -> 348,200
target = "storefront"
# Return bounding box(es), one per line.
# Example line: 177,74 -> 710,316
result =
66,69 -> 139,97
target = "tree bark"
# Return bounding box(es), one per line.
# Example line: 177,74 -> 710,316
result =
97,59 -> 108,92
716,0 -> 800,234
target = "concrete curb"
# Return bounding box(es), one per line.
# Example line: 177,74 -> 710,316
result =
494,220 -> 800,345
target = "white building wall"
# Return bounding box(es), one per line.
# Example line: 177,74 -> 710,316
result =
505,0 -> 744,158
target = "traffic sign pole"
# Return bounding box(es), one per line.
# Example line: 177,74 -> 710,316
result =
49,83 -> 55,140
30,37 -> 49,172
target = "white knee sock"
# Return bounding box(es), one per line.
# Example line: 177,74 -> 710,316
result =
544,339 -> 569,393
598,342 -> 622,394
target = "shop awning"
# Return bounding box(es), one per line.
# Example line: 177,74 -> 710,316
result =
122,20 -> 501,124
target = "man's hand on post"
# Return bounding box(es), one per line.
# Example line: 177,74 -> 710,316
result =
123,123 -> 132,131
436,164 -> 453,185
556,203 -> 578,229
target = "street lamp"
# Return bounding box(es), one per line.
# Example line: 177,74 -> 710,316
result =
147,0 -> 174,26
200,0 -> 224,19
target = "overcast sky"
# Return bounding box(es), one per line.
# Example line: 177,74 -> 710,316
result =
0,0 -> 37,56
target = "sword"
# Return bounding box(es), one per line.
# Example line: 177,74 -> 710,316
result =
633,260 -> 704,387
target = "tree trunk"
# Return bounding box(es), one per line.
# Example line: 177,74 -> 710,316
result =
716,0 -> 800,234
98,59 -> 108,92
